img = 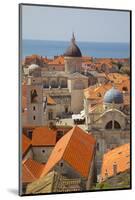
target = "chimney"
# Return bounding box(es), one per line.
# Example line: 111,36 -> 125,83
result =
105,169 -> 108,179
113,162 -> 117,176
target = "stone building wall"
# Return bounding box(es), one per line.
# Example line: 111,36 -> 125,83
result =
27,84 -> 45,126
64,57 -> 82,73
50,159 -> 95,190
92,130 -> 130,174
32,146 -> 54,163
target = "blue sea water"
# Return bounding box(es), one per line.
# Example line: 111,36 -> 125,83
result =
22,39 -> 130,59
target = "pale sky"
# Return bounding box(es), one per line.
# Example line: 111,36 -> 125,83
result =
21,5 -> 130,43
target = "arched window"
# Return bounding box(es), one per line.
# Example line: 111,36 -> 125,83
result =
96,142 -> 100,151
48,110 -> 53,120
105,121 -> 112,129
61,80 -> 67,88
51,80 -> 58,88
105,120 -> 121,129
31,89 -> 38,103
114,121 -> 121,129
43,80 -> 49,88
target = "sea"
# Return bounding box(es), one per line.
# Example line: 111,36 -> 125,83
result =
22,39 -> 130,59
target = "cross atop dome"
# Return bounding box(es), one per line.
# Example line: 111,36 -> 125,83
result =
64,33 -> 82,57
71,32 -> 76,44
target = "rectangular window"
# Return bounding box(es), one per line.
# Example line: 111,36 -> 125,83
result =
96,143 -> 99,151
48,112 -> 53,120
33,116 -> 36,120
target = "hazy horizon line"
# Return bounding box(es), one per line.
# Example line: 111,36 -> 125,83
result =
22,38 -> 130,44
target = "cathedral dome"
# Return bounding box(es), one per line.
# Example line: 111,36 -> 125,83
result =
64,33 -> 82,57
104,87 -> 123,104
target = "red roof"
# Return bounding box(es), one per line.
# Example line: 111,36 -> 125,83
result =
48,56 -> 64,65
32,127 -> 56,146
22,134 -> 31,156
100,143 -> 130,182
22,159 -> 45,183
41,126 -> 96,178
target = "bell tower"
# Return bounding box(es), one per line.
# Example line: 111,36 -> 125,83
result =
26,76 -> 45,126
64,33 -> 82,73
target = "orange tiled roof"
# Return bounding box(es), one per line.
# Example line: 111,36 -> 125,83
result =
107,73 -> 129,84
117,79 -> 130,92
82,61 -> 92,65
94,58 -> 114,69
41,126 -> 96,178
42,57 -> 51,63
22,159 -> 45,183
84,78 -> 130,100
84,82 -> 113,100
24,54 -> 51,65
32,127 -> 56,146
100,143 -> 130,182
48,56 -> 64,65
82,56 -> 92,61
47,96 -> 56,105
22,134 -> 31,156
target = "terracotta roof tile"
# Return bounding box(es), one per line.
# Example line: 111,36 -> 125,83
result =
22,159 -> 45,183
84,82 -> 112,100
100,143 -> 130,182
117,79 -> 130,92
41,126 -> 96,178
48,56 -> 64,65
22,134 -> 31,156
84,79 -> 130,100
32,127 -> 56,146
107,73 -> 129,84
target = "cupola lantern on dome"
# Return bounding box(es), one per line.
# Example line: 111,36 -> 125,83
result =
64,33 -> 82,57
104,87 -> 124,104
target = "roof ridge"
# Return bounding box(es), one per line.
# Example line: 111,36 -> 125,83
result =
62,126 -> 76,159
